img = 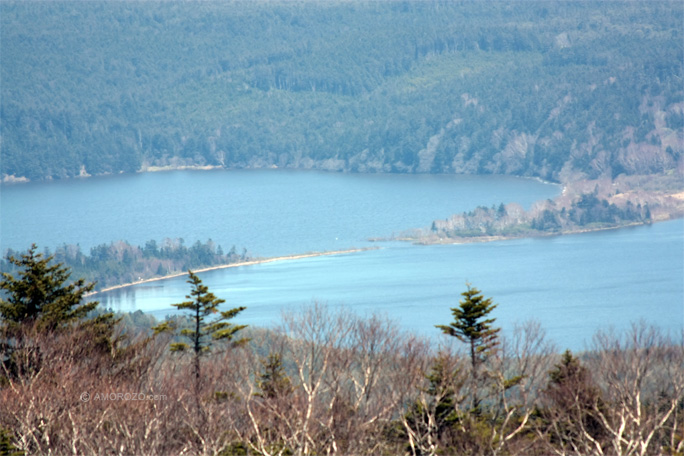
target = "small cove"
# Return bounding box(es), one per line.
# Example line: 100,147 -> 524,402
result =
1,169 -> 559,255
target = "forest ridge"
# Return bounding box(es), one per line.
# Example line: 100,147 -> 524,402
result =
1,1 -> 682,183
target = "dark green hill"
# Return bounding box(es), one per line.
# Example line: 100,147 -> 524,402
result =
1,1 -> 682,182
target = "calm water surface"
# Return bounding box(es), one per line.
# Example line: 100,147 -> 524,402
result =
101,220 -> 684,351
2,170 -> 682,350
1,169 -> 557,255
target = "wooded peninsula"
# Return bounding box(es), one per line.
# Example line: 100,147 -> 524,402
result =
3,0 -> 682,251
387,174 -> 684,244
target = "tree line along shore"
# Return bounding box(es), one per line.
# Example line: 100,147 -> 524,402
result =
0,240 -> 378,294
3,173 -> 682,294
93,247 -> 379,294
388,174 -> 684,245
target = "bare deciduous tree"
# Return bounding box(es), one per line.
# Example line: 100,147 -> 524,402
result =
486,320 -> 556,455
538,348 -> 608,456
400,348 -> 465,456
240,303 -> 431,456
588,323 -> 684,456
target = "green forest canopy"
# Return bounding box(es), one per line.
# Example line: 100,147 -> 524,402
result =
1,1 -> 682,182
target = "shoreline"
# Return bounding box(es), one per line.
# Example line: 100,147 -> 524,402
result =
138,164 -> 224,174
375,216 -> 683,247
93,247 -> 378,294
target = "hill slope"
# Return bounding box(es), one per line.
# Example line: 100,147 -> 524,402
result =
1,1 -> 682,182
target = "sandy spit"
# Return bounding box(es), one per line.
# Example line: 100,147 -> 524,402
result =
93,247 -> 379,294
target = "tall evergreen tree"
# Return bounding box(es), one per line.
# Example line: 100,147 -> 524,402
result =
154,270 -> 247,389
436,284 -> 500,411
0,244 -> 117,379
0,244 -> 100,331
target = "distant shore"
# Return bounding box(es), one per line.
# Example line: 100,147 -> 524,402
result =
373,179 -> 684,246
94,247 -> 378,294
375,216 -> 682,247
393,221 -> 650,246
138,164 -> 224,173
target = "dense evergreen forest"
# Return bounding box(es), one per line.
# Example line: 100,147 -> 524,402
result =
2,1 -> 682,182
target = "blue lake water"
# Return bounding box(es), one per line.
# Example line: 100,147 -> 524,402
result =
1,170 -> 682,351
0,169 -> 557,255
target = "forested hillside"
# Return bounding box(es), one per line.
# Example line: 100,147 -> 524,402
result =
2,1 -> 682,182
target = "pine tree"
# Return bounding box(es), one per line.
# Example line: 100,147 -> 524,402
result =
154,270 -> 247,389
436,284 -> 500,411
543,350 -> 607,451
257,353 -> 292,399
403,352 -> 464,455
0,427 -> 24,456
424,353 -> 462,431
0,244 -> 117,379
547,351 -> 604,423
0,244 -> 100,331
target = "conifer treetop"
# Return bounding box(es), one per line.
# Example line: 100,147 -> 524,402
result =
436,284 -> 500,361
0,244 -> 98,331
154,270 -> 247,355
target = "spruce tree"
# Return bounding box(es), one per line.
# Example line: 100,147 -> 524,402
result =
543,350 -> 607,449
0,428 -> 24,456
257,353 -> 292,399
0,244 -> 117,379
154,270 -> 247,389
436,284 -> 500,411
0,244 -> 100,331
